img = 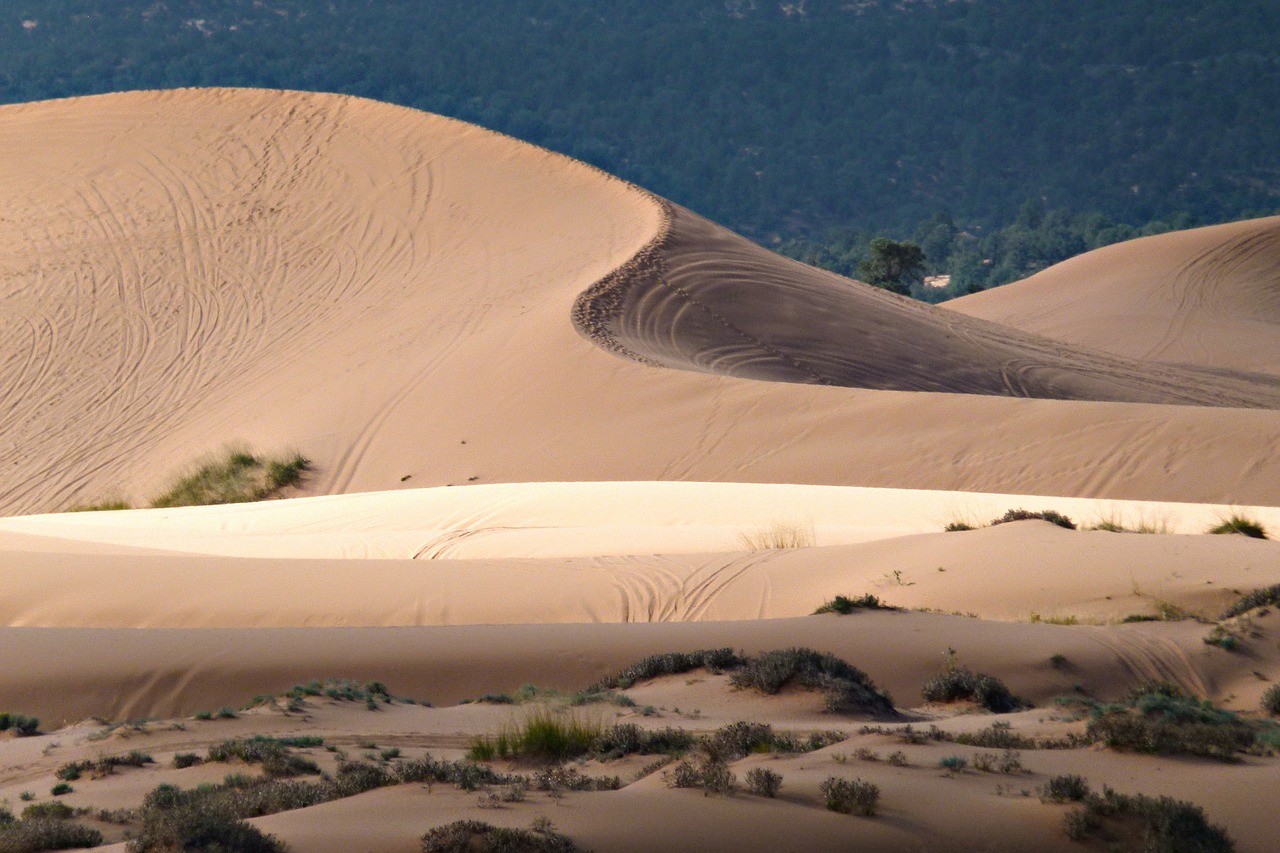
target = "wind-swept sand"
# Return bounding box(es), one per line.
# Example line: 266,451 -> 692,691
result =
2,89 -> 1280,852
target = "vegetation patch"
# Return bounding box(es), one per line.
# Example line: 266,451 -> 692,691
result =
467,708 -> 604,763
206,737 -> 322,777
1207,514 -> 1268,539
744,767 -> 783,798
57,750 -> 153,781
151,448 -> 310,508
421,819 -> 582,853
0,713 -> 39,737
920,656 -> 1024,713
813,594 -> 895,615
1061,787 -> 1234,852
0,812 -> 103,852
820,777 -> 880,816
729,648 -> 896,716
1220,585 -> 1280,619
585,648 -> 743,692
990,509 -> 1076,530
1263,685 -> 1280,717
738,522 -> 814,550
1085,683 -> 1256,761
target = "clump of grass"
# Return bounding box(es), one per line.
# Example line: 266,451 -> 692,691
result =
990,508 -> 1076,530
20,802 -> 75,821
744,767 -> 783,797
1061,788 -> 1233,852
820,776 -> 879,816
49,783 -> 73,796
1220,584 -> 1280,619
150,447 -> 310,508
1263,685 -> 1280,716
468,707 -> 604,763
938,755 -> 967,772
1207,514 -> 1268,539
920,652 -> 1024,713
813,594 -> 895,615
57,750 -> 153,781
172,753 -> 202,769
0,712 -> 40,737
421,819 -> 583,852
729,648 -> 896,716
206,737 -> 322,777
1086,683 -> 1255,761
67,499 -> 132,512
953,721 -> 1037,750
943,521 -> 974,532
738,522 -> 815,550
1203,625 -> 1240,651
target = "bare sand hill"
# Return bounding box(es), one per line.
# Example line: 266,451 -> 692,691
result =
2,89 -> 1280,852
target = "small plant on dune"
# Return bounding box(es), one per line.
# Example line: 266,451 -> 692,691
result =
49,783 -> 73,796
468,707 -> 603,763
1220,584 -> 1280,619
938,755 -> 967,772
1261,685 -> 1280,717
729,648 -> 897,717
744,767 -> 783,797
67,499 -> 132,512
943,521 -> 975,532
820,776 -> 879,816
172,752 -> 202,769
586,648 -> 743,692
738,521 -> 815,550
920,650 -> 1024,713
990,508 -> 1076,530
421,819 -> 582,853
813,594 -> 895,615
0,712 -> 40,737
1207,514 -> 1268,539
150,447 -> 310,508
1040,774 -> 1091,803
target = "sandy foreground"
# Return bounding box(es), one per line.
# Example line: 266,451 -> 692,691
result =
2,89 -> 1279,852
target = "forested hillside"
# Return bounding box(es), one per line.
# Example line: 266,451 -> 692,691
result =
3,1 -> 1277,254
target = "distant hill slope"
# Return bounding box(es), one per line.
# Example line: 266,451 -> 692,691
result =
948,216 -> 1280,377
1,1 -> 1277,237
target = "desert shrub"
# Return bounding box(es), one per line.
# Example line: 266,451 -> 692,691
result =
127,791 -> 288,853
730,648 -> 896,716
0,818 -> 103,851
586,648 -> 742,691
990,509 -> 1076,529
48,785 -> 72,797
954,721 -> 1036,749
820,777 -> 879,816
699,760 -> 737,795
0,713 -> 39,737
1063,789 -> 1234,852
943,522 -> 974,531
469,708 -> 603,763
1087,686 -> 1254,760
421,820 -> 581,853
173,753 -> 203,769
744,767 -> 783,797
738,522 -> 814,550
1207,515 -> 1268,539
19,804 -> 74,822
151,448 -> 310,508
938,755 -> 967,772
206,737 -> 320,777
591,723 -> 695,758
1040,774 -> 1091,802
1202,626 -> 1240,651
1221,584 -> 1280,619
972,750 -> 1022,773
921,666 -> 1023,713
1263,685 -> 1280,716
813,594 -> 894,614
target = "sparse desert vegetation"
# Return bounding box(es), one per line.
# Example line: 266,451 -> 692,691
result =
812,594 -> 894,614
1207,514 -> 1269,539
920,652 -> 1024,713
737,522 -> 815,550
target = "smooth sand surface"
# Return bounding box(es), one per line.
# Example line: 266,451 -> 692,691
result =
2,89 -> 1279,851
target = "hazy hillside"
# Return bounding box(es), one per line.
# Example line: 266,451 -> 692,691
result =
3,0 -> 1278,240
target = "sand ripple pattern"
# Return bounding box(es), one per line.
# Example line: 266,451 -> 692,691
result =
573,204 -> 1280,408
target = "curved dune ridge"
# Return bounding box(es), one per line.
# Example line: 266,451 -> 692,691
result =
3,89 -> 1280,852
2,89 -> 1280,515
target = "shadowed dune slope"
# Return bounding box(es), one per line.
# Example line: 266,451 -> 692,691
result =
575,202 -> 1280,406
4,89 -> 1280,515
949,216 -> 1280,376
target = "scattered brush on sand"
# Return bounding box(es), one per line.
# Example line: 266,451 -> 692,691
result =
151,447 -> 310,508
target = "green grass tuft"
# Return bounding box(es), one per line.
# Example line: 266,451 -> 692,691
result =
1207,514 -> 1268,539
151,447 -> 310,508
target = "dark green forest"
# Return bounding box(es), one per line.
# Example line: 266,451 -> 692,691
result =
2,1 -> 1278,291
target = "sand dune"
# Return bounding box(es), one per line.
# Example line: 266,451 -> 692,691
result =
950,216 -> 1280,376
3,89 -> 1280,852
4,90 -> 1280,517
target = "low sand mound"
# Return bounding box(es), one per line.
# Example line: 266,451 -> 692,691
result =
949,216 -> 1280,376
4,89 -> 1280,515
